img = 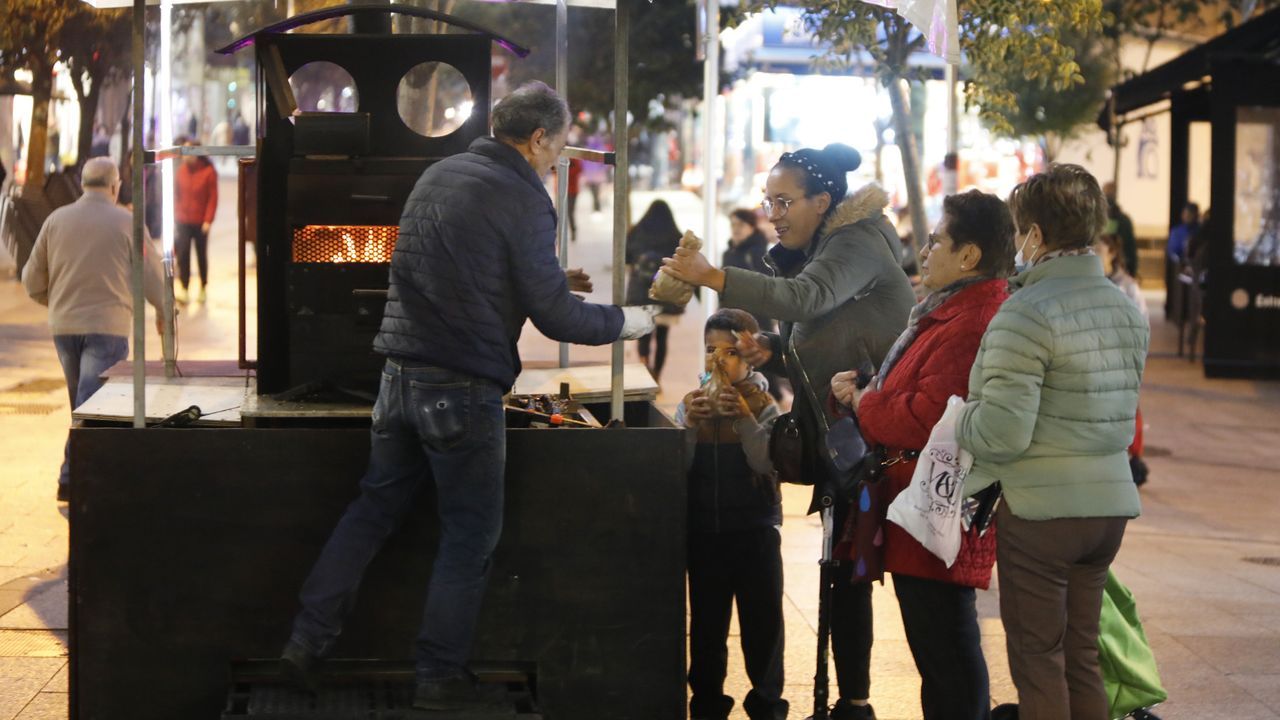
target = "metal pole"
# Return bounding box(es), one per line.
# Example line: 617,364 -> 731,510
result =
159,1 -> 176,378
610,0 -> 630,422
811,503 -> 836,720
131,0 -> 146,428
943,63 -> 958,197
701,0 -> 719,318
555,0 -> 571,368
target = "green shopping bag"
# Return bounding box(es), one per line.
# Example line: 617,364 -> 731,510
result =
1099,570 -> 1167,718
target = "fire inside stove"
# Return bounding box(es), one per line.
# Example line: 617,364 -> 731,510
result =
292,225 -> 399,263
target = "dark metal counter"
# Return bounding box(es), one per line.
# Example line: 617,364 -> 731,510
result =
68,401 -> 686,719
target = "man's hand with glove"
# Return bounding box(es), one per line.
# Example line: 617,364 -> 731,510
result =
619,305 -> 661,340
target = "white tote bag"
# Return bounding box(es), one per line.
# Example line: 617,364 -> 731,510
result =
885,395 -> 973,567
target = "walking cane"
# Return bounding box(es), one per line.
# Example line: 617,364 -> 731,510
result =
808,498 -> 836,720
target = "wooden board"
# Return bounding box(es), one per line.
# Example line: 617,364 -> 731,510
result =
511,362 -> 658,401
72,377 -> 248,427
227,363 -> 656,421
102,359 -> 251,379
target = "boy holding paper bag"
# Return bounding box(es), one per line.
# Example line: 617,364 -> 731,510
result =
676,309 -> 787,720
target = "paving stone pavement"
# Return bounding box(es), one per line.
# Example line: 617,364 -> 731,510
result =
1,180 -> 1279,719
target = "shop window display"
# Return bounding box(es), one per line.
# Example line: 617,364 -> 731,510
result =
1234,106 -> 1280,266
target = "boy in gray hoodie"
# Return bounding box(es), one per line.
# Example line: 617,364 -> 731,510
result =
676,309 -> 787,720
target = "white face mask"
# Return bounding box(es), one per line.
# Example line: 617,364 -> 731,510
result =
1014,227 -> 1038,271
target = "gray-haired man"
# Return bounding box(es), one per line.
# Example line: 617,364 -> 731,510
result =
22,157 -> 165,502
281,82 -> 656,710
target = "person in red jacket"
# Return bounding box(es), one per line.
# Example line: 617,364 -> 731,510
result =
831,190 -> 1016,720
173,138 -> 218,303
566,157 -> 581,241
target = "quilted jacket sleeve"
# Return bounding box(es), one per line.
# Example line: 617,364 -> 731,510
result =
509,200 -> 623,345
200,164 -> 219,226
721,225 -> 888,324
859,327 -> 982,452
956,302 -> 1051,464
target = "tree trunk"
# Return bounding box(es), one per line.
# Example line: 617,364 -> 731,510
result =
1110,35 -> 1123,192
118,91 -> 133,205
422,0 -> 456,135
873,136 -> 884,184
889,76 -> 926,262
74,68 -> 105,169
873,117 -> 888,184
1140,3 -> 1166,74
1041,133 -> 1061,166
24,64 -> 55,194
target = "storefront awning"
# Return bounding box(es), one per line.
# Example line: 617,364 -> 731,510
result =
1103,5 -> 1280,121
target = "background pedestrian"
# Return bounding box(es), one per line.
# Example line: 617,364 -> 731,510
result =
1103,181 -> 1139,282
173,137 -> 218,303
626,199 -> 685,381
723,208 -> 783,399
21,157 -> 165,502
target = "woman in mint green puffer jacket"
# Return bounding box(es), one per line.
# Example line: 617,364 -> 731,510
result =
956,164 -> 1149,720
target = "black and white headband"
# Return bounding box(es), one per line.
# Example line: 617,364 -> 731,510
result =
779,151 -> 841,192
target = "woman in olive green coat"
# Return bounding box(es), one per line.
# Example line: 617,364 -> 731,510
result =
956,164 -> 1149,720
663,143 -> 914,720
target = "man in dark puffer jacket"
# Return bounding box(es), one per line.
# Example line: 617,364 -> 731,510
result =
282,82 -> 657,711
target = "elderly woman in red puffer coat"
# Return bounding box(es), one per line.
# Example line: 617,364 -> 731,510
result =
832,190 -> 1016,720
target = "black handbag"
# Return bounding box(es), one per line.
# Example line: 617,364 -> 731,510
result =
768,335 -> 869,491
768,411 -> 807,485
962,483 -> 1002,537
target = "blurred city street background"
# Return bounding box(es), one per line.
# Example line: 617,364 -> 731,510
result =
4,0 -> 1280,717
3,176 -> 1280,718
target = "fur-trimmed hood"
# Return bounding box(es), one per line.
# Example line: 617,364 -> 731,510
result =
819,183 -> 890,238
718,178 -> 916,498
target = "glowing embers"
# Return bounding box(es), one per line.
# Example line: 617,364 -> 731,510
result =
292,225 -> 399,263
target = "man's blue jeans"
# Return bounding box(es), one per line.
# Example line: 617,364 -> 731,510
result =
290,359 -> 506,681
53,334 -> 129,488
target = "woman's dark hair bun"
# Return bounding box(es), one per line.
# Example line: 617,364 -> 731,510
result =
822,143 -> 862,173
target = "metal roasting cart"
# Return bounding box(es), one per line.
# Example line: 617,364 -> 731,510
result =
68,2 -> 691,718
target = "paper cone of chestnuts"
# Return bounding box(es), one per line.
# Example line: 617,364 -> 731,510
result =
649,230 -> 702,307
